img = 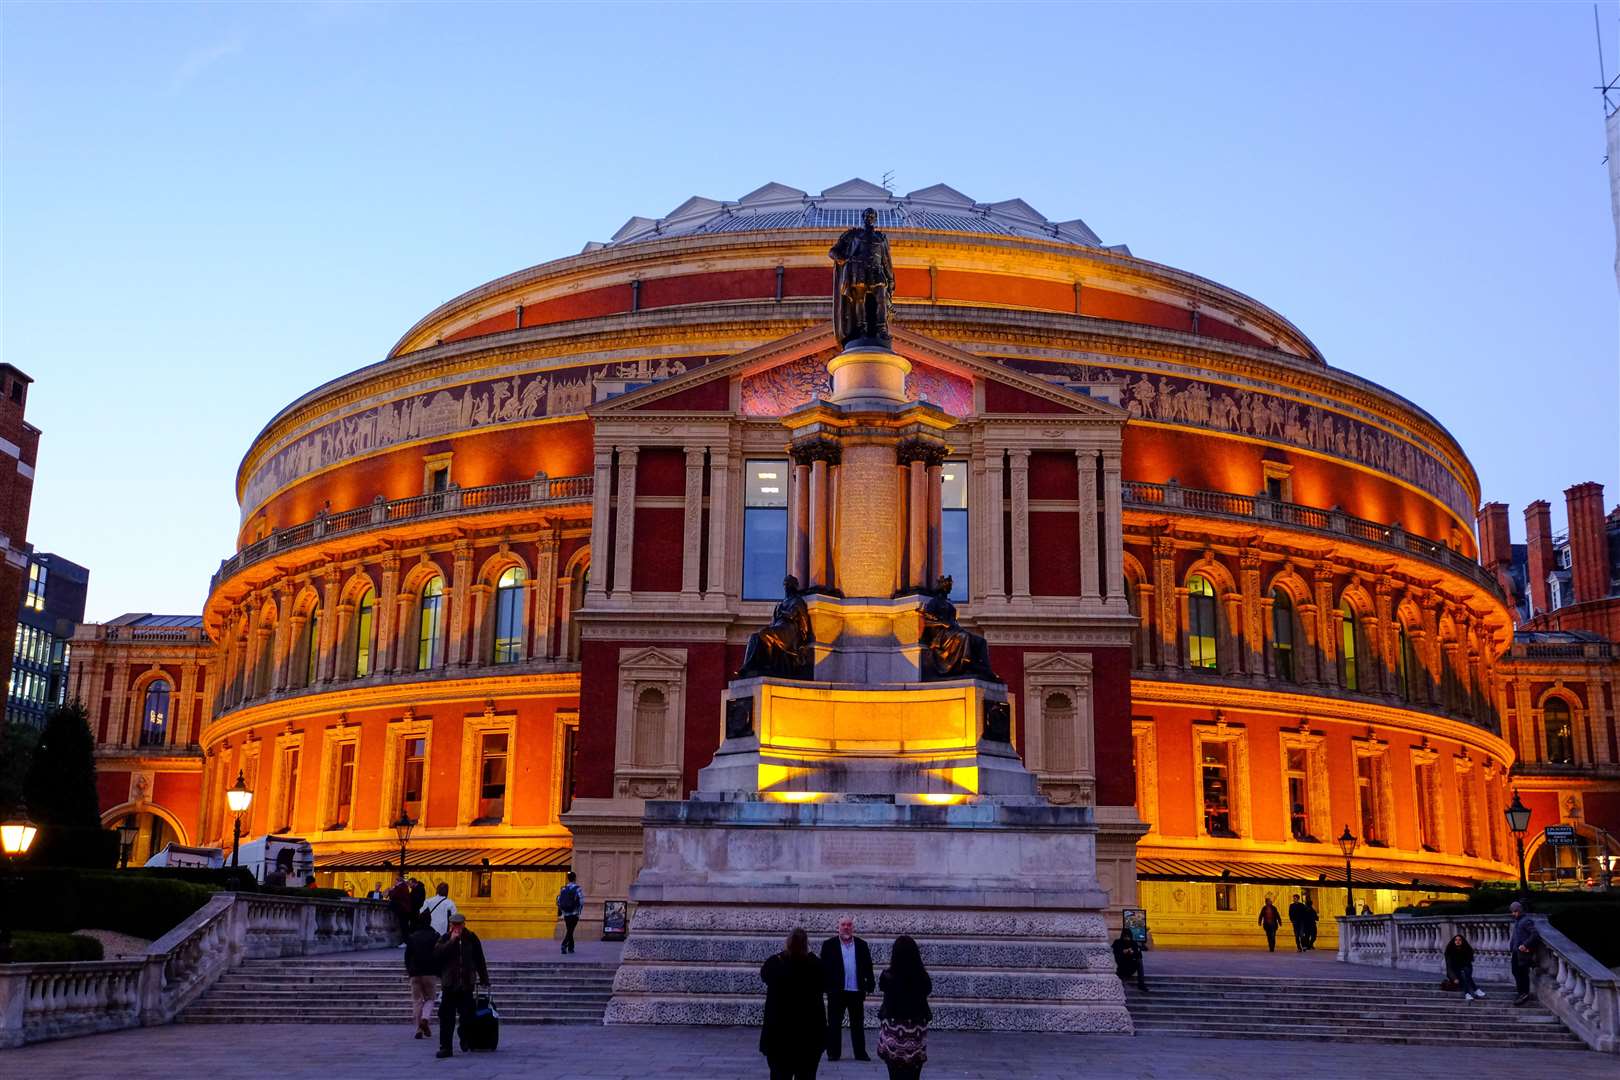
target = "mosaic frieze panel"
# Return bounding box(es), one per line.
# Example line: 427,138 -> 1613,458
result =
739,353 -> 974,418
1001,358 -> 1472,522
241,356 -> 714,519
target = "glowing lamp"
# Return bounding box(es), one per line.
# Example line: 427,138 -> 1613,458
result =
1337,825 -> 1358,859
1,815 -> 37,857
225,770 -> 253,815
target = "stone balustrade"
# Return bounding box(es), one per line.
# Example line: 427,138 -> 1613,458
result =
0,892 -> 399,1048
1338,912 -> 1618,1053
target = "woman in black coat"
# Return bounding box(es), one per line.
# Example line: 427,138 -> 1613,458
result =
876,935 -> 932,1080
1445,932 -> 1483,1000
760,927 -> 826,1080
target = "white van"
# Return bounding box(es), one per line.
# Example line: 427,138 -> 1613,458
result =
230,835 -> 316,885
143,843 -> 224,869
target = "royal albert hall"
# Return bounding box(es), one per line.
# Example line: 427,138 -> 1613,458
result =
184,179 -> 1517,941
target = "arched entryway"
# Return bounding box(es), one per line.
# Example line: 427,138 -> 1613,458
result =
101,806 -> 185,867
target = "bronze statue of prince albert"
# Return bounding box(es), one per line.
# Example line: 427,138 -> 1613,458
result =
829,207 -> 896,348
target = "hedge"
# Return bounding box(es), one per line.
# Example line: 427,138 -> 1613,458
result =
10,931 -> 105,963
1394,886 -> 1619,966
11,870 -> 217,940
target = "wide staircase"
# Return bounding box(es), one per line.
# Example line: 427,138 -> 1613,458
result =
1124,973 -> 1587,1049
180,956 -> 616,1026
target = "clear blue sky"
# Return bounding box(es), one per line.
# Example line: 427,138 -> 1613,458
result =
4,2 -> 1615,621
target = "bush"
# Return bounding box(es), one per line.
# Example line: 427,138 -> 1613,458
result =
11,870 -> 217,940
1394,886 -> 1620,966
9,931 -> 105,963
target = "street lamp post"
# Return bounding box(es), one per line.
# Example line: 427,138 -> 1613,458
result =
1337,825 -> 1358,918
1504,789 -> 1532,901
117,818 -> 139,870
225,770 -> 253,870
1,808 -> 39,964
392,810 -> 415,879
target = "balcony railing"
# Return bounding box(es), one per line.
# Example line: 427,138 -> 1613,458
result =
1123,480 -> 1505,601
211,473 -> 593,594
1510,640 -> 1614,660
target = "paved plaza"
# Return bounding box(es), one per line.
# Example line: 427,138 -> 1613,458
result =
7,1021 -> 1607,1079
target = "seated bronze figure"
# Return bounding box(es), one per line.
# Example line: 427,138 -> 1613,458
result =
735,575 -> 814,680
920,575 -> 1000,682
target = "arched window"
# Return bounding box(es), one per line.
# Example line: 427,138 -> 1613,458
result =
1339,603 -> 1358,691
139,679 -> 170,746
302,609 -> 320,687
417,578 -> 443,671
1271,589 -> 1295,682
353,587 -> 374,678
633,687 -> 665,766
1043,692 -> 1077,773
492,566 -> 526,664
1187,575 -> 1218,670
1544,698 -> 1575,764
568,561 -> 588,661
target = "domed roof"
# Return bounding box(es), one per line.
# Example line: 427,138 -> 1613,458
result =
586,178 -> 1127,254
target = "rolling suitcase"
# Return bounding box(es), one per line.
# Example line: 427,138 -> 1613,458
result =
463,992 -> 499,1052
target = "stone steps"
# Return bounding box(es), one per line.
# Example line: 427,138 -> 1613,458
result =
179,959 -> 617,1026
1122,976 -> 1586,1049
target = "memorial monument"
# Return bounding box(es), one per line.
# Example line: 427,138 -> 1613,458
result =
604,214 -> 1131,1034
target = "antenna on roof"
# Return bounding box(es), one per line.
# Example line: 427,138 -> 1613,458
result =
1598,4 -> 1619,121
881,170 -> 895,193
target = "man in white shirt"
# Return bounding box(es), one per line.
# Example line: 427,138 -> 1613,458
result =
819,915 -> 875,1061
421,882 -> 458,936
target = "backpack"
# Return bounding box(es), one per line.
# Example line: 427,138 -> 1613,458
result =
557,882 -> 584,916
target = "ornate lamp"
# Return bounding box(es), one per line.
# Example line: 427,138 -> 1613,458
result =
117,818 -> 140,869
225,770 -> 253,869
1504,790 -> 1532,898
0,808 -> 36,963
1337,825 -> 1358,917
392,810 -> 416,879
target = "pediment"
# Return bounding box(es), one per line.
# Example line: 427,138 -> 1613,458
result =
592,324 -> 1127,422
1022,651 -> 1096,676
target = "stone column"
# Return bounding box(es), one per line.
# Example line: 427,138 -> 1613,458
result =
252,623 -> 273,698
612,447 -> 638,595
1313,570 -> 1337,686
587,449 -> 614,600
1009,448 -> 1031,599
809,457 -> 831,589
393,592 -> 415,673
907,457 -> 928,590
108,659 -> 131,745
270,587 -> 293,692
376,553 -> 400,675
1136,581 -> 1157,669
1373,579 -> 1396,698
1102,451 -> 1124,600
682,448 -> 706,598
789,460 -> 810,586
175,658 -> 198,746
1078,449 -> 1100,602
1514,682 -> 1536,762
984,452 -> 1006,600
926,458 -> 943,587
834,441 -> 900,598
447,541 -> 473,668
705,448 -> 730,600
1152,537 -> 1178,668
469,584 -> 492,667
1240,551 -> 1264,677
556,575 -> 575,660
1176,589 -> 1192,672
1221,593 -> 1242,676
535,532 -> 560,660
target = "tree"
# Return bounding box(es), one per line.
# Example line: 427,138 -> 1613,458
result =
0,720 -> 41,814
24,701 -> 101,828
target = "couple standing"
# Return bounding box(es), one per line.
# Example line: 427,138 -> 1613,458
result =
761,916 -> 932,1080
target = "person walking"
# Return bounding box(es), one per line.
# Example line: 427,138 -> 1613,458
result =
404,915 -> 441,1038
1445,932 -> 1484,1000
760,927 -> 826,1080
433,913 -> 490,1059
1111,925 -> 1148,991
556,871 -> 585,954
1286,895 -> 1306,952
1257,896 -> 1283,952
422,882 -> 458,936
1300,897 -> 1319,950
387,874 -> 415,944
876,935 -> 932,1080
1508,901 -> 1542,1006
820,916 -> 875,1061
409,877 -> 427,915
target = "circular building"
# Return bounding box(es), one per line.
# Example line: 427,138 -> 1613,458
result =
196,179 -> 1515,939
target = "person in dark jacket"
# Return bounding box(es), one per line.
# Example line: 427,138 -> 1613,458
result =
1286,895 -> 1307,952
1444,932 -> 1483,1000
1508,901 -> 1542,1005
1257,897 -> 1283,952
433,913 -> 490,1058
386,874 -> 415,943
1112,926 -> 1148,991
820,916 -> 876,1061
876,935 -> 931,1080
760,927 -> 825,1080
404,916 -> 441,1038
1300,897 -> 1319,950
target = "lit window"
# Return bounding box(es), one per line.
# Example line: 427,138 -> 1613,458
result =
1544,699 -> 1574,764
1339,603 -> 1359,691
476,732 -> 508,823
940,461 -> 968,600
400,737 -> 426,820
1356,754 -> 1383,845
1271,589 -> 1295,682
418,578 -> 443,670
492,567 -> 526,664
1214,883 -> 1235,911
742,459 -> 789,600
331,743 -> 356,828
276,746 -> 300,833
1187,576 -> 1219,669
1201,742 -> 1236,836
353,588 -> 374,678
24,563 -> 47,611
139,679 -> 170,747
1285,747 -> 1314,841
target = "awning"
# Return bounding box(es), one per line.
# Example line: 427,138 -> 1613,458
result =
314,846 -> 571,873
1136,857 -> 1477,893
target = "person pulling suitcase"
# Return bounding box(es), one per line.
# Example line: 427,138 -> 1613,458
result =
433,913 -> 490,1059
